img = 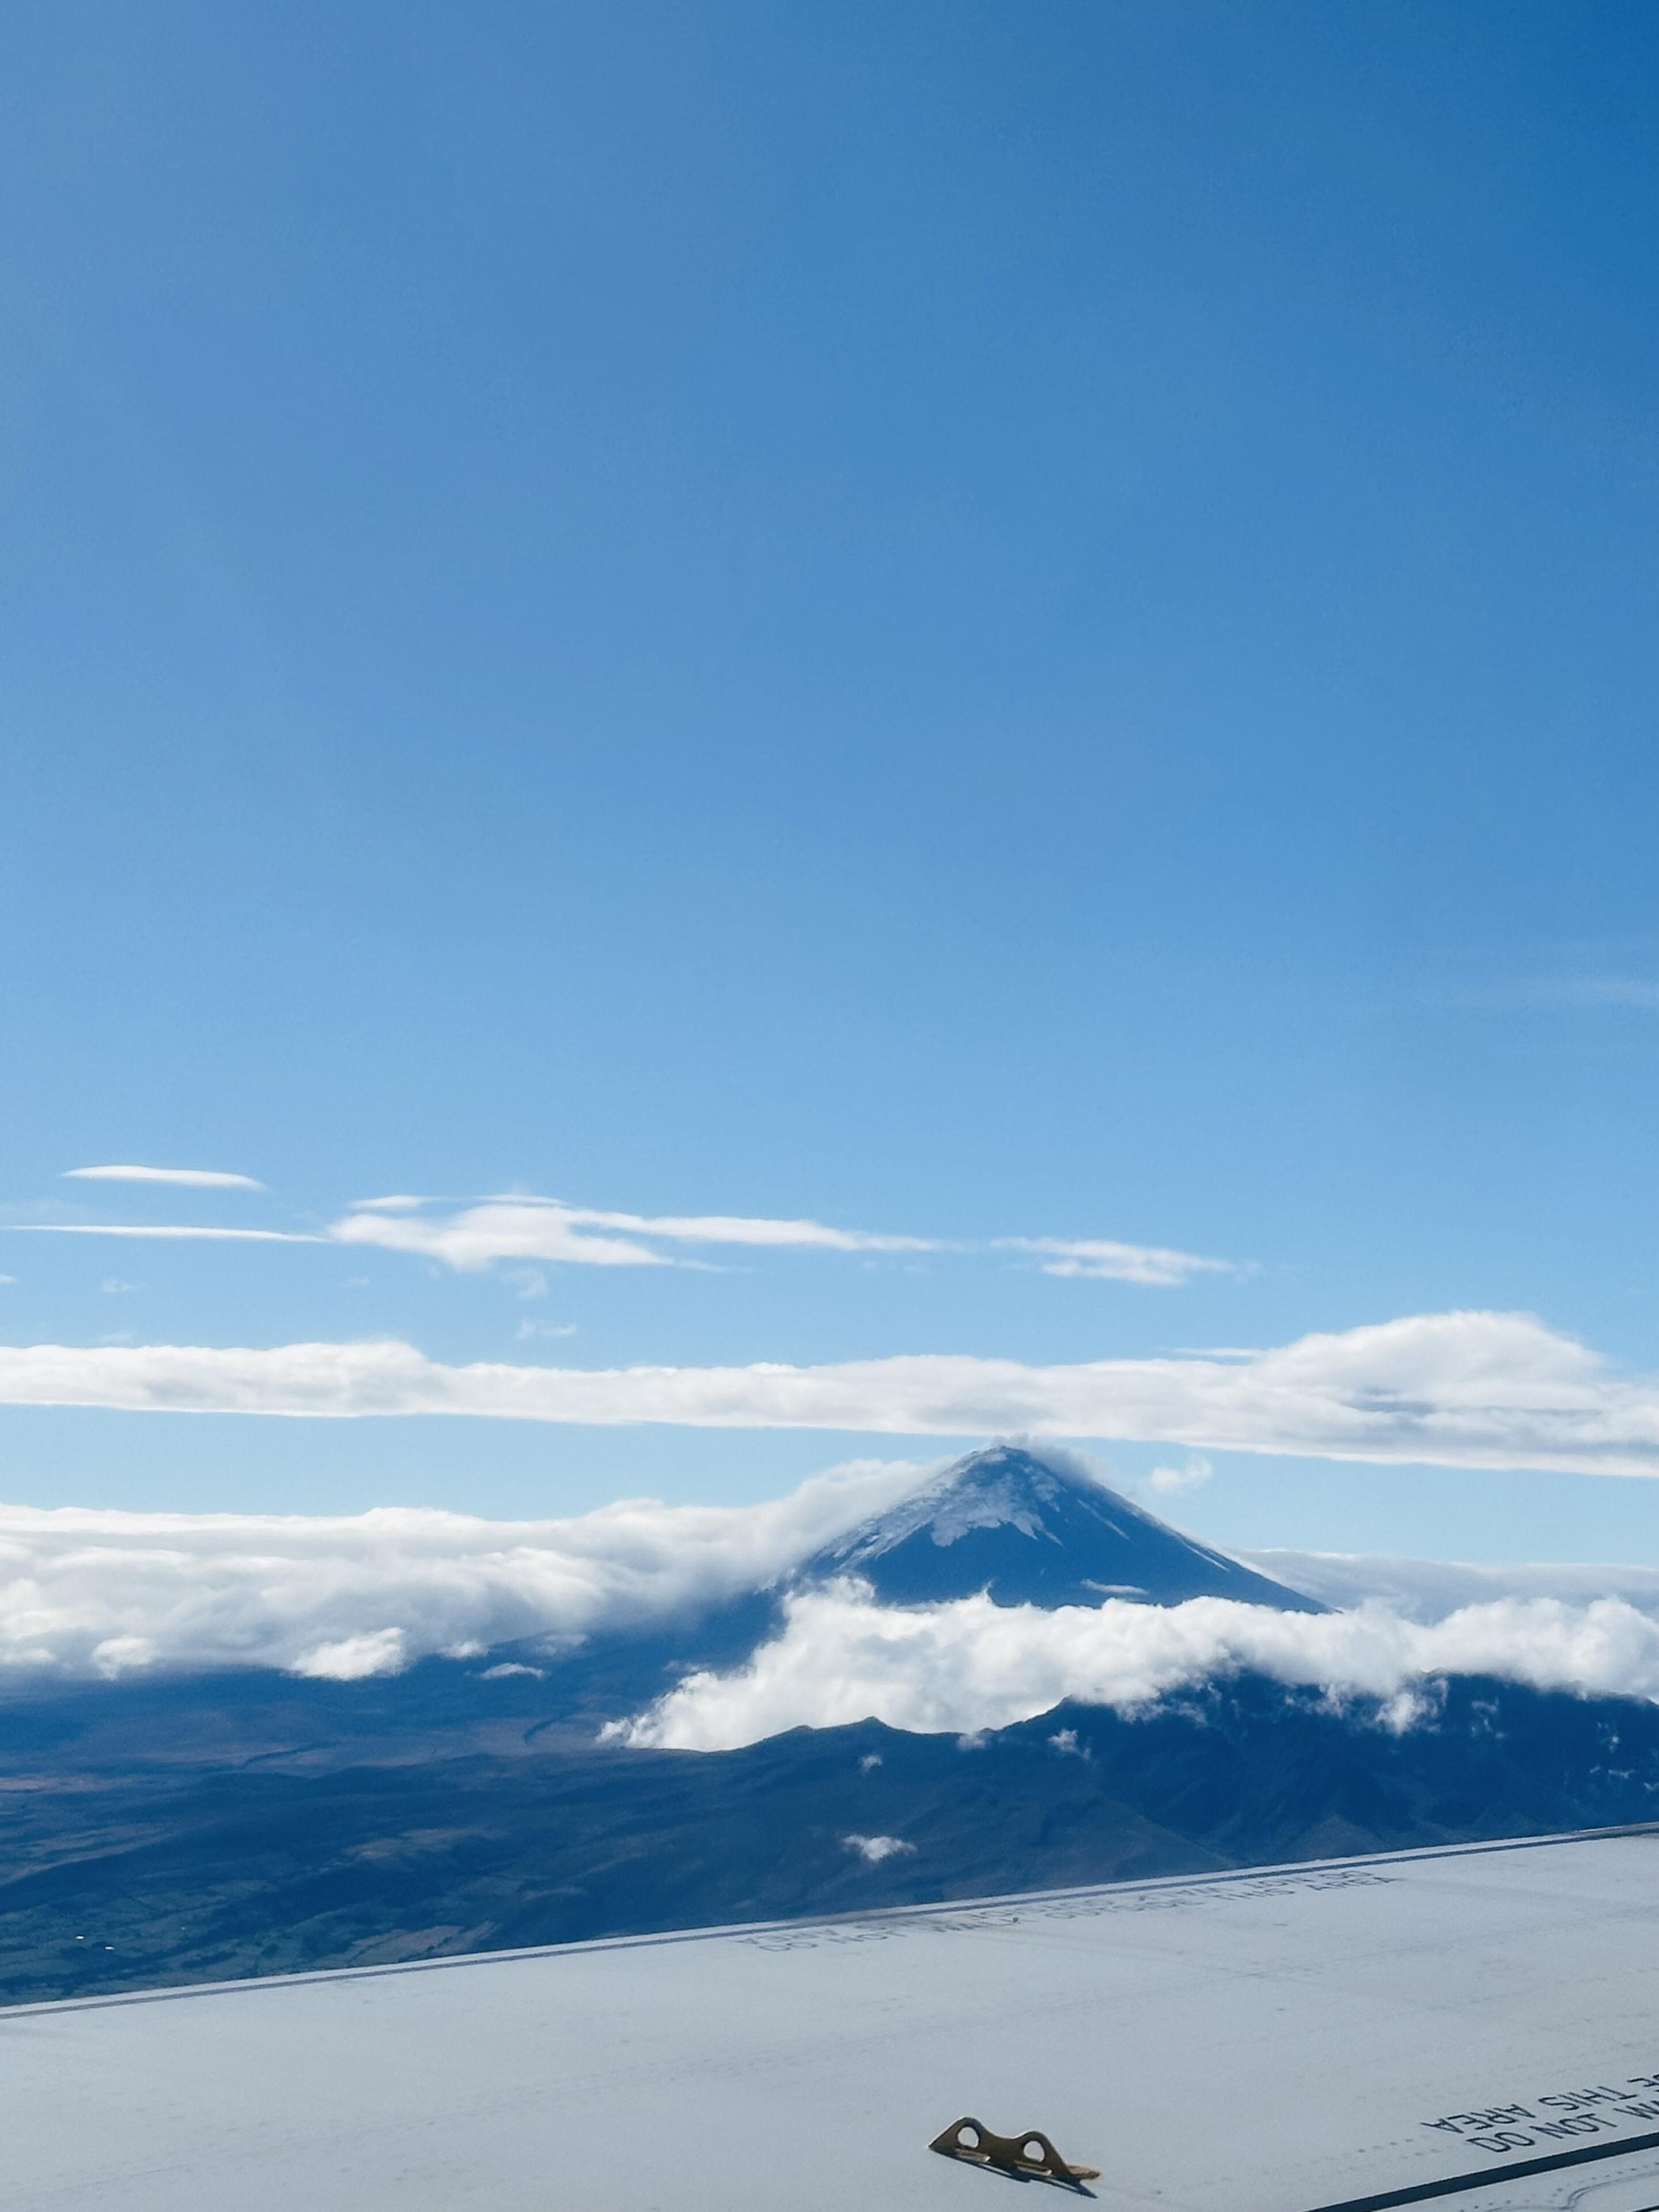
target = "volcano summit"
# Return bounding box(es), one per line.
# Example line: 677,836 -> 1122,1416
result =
794,1443 -> 1325,1612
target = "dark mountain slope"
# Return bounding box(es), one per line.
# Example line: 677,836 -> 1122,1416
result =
5,1671 -> 1657,2007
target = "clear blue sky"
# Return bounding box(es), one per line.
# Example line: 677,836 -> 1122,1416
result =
3,1 -> 1658,1561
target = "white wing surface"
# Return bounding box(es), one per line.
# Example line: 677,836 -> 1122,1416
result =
9,1828 -> 1659,2212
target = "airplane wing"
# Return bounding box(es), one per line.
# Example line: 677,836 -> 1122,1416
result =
9,1825 -> 1659,2211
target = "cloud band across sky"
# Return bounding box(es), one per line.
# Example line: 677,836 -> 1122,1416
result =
1,1310 -> 1657,1474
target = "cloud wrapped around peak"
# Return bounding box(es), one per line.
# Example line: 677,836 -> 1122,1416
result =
609,1582 -> 1659,1749
0,1460 -> 925,1681
0,1310 -> 1656,1475
5,1466 -> 1659,1728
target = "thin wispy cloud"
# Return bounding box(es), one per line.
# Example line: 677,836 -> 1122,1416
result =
14,1177 -> 1249,1288
0,1310 -> 1655,1475
16,1225 -> 320,1243
1470,978 -> 1659,1012
330,1196 -> 941,1270
1144,1455 -> 1213,1497
997,1237 -> 1241,1286
1551,978 -> 1659,1009
541,1200 -> 938,1253
65,1165 -> 267,1189
332,1200 -> 671,1270
333,1197 -> 1243,1284
1234,1551 -> 1659,1622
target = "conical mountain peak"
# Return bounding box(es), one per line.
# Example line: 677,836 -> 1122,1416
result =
796,1444 -> 1324,1612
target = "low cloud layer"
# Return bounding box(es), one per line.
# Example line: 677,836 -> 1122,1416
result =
611,1582 -> 1659,1749
0,1461 -> 923,1681
1,1310 -> 1657,1474
3,1465 -> 1659,1732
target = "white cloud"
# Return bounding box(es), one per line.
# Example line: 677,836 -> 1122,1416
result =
1236,1550 -> 1659,1623
329,1196 -> 939,1271
1145,1455 -> 1213,1497
0,1310 -> 1656,1475
609,1581 -> 1659,1750
65,1166 -> 266,1190
333,1205 -> 1252,1286
843,1834 -> 914,1863
29,1180 -> 1242,1290
7,1461 -> 1658,1732
1573,980 -> 1659,1009
89,1634 -> 156,1678
561,1202 -> 938,1253
334,1202 -> 669,1270
0,1460 -> 928,1680
15,1226 -> 319,1244
997,1238 -> 1241,1286
289,1627 -> 409,1680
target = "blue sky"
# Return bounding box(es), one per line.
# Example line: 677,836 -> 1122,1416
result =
4,2 -> 1659,1561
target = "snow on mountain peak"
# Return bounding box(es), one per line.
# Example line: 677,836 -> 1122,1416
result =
795,1443 -> 1325,1613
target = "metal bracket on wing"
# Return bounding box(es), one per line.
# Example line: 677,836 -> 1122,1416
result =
929,2116 -> 1100,2189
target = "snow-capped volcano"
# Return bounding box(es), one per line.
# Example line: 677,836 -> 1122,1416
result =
794,1444 -> 1325,1612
